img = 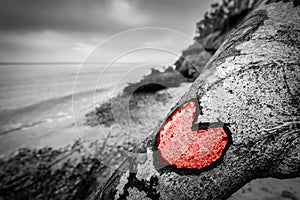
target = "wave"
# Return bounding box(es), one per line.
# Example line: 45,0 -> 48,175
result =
1,87 -> 110,115
0,87 -> 111,136
0,121 -> 44,136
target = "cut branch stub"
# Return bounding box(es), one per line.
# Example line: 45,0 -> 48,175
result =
156,99 -> 230,170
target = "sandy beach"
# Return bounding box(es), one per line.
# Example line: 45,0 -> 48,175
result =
0,65 -> 195,199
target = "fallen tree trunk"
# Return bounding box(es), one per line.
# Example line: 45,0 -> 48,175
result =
92,0 -> 300,199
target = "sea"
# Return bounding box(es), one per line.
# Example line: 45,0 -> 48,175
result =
0,63 -> 159,155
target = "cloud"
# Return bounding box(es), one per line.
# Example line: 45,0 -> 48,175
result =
0,0 -> 151,33
0,0 -> 122,33
0,30 -> 103,62
74,42 -> 95,54
0,0 -> 215,62
0,0 -> 212,34
107,0 -> 151,26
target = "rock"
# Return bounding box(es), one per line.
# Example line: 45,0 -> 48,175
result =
123,67 -> 185,94
174,42 -> 211,82
0,143 -> 107,200
85,67 -> 184,128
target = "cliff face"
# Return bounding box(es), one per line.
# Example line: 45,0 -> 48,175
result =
175,0 -> 260,81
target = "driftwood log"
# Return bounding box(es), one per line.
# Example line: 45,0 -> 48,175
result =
92,0 -> 300,199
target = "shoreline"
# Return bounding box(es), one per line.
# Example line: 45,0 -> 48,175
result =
0,78 -> 192,199
0,66 -> 188,156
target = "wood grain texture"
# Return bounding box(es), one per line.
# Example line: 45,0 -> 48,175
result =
92,0 -> 300,199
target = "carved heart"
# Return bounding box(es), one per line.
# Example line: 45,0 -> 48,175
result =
156,99 -> 229,169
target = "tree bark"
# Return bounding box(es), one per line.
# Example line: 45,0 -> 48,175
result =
92,0 -> 300,199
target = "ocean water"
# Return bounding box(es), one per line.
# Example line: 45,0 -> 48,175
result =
0,63 -> 157,154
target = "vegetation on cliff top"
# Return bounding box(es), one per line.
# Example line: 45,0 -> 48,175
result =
175,0 -> 257,81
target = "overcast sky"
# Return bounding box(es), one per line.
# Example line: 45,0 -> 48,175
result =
0,0 -> 215,63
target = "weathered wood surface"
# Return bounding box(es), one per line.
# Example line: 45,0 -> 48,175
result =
92,0 -> 300,199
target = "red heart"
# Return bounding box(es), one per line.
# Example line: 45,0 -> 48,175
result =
156,99 -> 229,169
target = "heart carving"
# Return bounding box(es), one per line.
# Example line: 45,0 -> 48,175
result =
156,99 -> 229,170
